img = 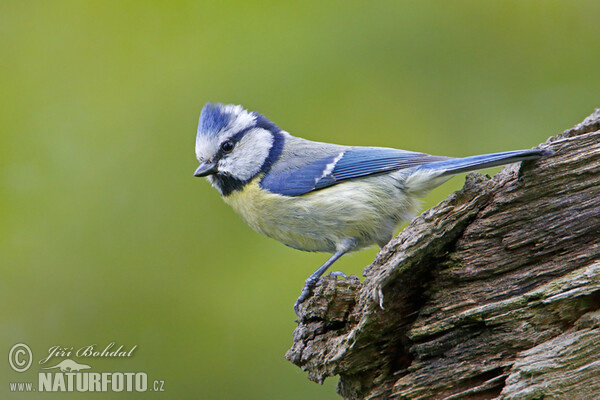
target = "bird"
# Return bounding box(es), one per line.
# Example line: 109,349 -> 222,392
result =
193,103 -> 549,314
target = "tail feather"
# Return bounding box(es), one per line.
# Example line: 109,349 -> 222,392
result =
417,149 -> 550,176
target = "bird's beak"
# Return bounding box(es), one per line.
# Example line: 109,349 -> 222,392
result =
193,161 -> 218,177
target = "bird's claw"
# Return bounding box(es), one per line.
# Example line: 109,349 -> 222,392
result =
293,249 -> 351,316
294,273 -> 349,315
328,271 -> 348,279
294,276 -> 319,315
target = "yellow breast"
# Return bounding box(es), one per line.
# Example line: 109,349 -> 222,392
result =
221,175 -> 418,252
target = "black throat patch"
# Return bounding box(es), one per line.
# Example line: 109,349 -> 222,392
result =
212,174 -> 247,197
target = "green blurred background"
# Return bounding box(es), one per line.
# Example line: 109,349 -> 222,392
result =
2,1 -> 599,399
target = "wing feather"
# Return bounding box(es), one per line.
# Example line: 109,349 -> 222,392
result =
260,147 -> 450,196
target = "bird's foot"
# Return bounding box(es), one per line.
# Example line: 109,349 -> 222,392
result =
294,276 -> 320,315
293,272 -> 349,315
327,271 -> 348,279
313,271 -> 347,288
293,248 -> 352,316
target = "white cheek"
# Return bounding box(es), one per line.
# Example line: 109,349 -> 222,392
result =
219,129 -> 273,181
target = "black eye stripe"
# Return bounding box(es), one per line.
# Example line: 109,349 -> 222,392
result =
216,126 -> 253,158
216,121 -> 280,160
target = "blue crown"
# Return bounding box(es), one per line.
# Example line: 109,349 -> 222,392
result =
198,103 -> 231,136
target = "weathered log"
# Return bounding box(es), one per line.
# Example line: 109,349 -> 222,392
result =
286,110 -> 600,399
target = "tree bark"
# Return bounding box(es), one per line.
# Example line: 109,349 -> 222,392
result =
286,110 -> 600,400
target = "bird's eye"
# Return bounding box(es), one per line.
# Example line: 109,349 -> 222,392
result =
220,140 -> 235,154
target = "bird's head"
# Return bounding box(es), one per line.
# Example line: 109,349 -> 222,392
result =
194,103 -> 283,195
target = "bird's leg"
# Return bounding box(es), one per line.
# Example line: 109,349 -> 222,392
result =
294,248 -> 348,315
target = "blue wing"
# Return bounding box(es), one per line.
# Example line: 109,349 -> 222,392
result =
260,147 -> 449,196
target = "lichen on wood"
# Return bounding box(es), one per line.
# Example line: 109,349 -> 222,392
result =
287,110 -> 600,400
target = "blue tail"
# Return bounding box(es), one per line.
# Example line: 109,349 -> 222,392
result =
417,149 -> 550,176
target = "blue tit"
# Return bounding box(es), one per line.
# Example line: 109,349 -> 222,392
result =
193,103 -> 549,314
